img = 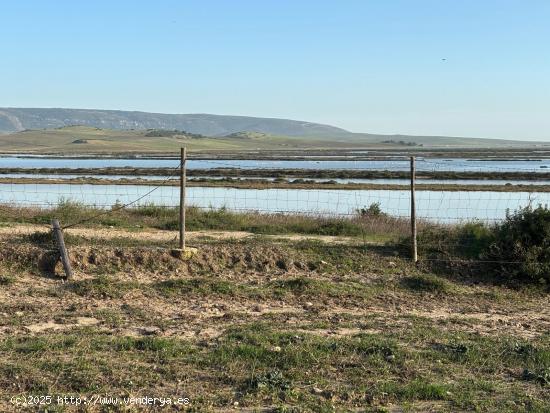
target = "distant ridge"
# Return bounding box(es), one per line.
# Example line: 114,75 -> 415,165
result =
0,108 -> 351,138
0,107 -> 544,146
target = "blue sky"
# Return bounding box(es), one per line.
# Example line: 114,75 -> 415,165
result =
1,1 -> 549,140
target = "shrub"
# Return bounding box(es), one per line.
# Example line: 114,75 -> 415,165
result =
416,222 -> 494,259
357,202 -> 385,217
456,222 -> 495,258
484,205 -> 550,284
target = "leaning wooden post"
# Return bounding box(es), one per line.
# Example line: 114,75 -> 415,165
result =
410,156 -> 418,263
179,147 -> 187,250
51,219 -> 74,279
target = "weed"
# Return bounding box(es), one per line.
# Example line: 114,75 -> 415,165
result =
247,370 -> 291,392
522,368 -> 550,386
0,275 -> 15,286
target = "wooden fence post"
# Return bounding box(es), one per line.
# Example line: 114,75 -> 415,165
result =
179,147 -> 187,250
410,156 -> 418,263
51,219 -> 74,279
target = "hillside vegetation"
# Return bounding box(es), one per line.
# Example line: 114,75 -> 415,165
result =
0,126 -> 392,154
0,126 -> 540,155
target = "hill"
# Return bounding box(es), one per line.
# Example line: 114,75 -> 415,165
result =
0,126 -> 397,154
0,108 -> 349,137
0,108 -> 544,152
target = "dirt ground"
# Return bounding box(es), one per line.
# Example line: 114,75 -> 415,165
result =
0,224 -> 549,412
0,223 -> 362,244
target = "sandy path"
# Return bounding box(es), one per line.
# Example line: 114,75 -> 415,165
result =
0,223 -> 360,244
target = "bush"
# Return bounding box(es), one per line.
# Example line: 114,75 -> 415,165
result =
416,222 -> 494,259
357,202 -> 385,217
457,222 -> 495,258
485,205 -> 550,284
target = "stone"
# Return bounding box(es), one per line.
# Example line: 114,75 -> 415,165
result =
170,247 -> 198,260
312,387 -> 323,395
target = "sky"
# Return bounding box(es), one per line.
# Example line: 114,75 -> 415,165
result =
1,0 -> 549,140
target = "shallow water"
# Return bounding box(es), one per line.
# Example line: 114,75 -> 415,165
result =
1,156 -> 550,172
1,182 -> 548,223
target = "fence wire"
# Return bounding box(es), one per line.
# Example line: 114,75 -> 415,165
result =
0,154 -> 549,265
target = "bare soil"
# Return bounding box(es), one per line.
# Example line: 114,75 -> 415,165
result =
0,226 -> 548,412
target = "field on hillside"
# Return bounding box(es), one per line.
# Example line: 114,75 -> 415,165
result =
0,127 -> 393,154
0,126 -> 541,155
0,208 -> 549,412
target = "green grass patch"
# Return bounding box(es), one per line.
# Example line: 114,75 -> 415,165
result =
269,277 -> 377,300
400,275 -> 453,294
153,277 -> 241,297
63,276 -> 139,298
0,323 -> 548,411
381,379 -> 449,401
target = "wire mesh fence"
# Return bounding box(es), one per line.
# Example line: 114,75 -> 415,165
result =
0,152 -> 549,267
1,182 -> 549,218
0,170 -> 548,220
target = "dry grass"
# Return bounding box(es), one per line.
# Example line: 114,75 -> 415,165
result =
0,202 -> 412,242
